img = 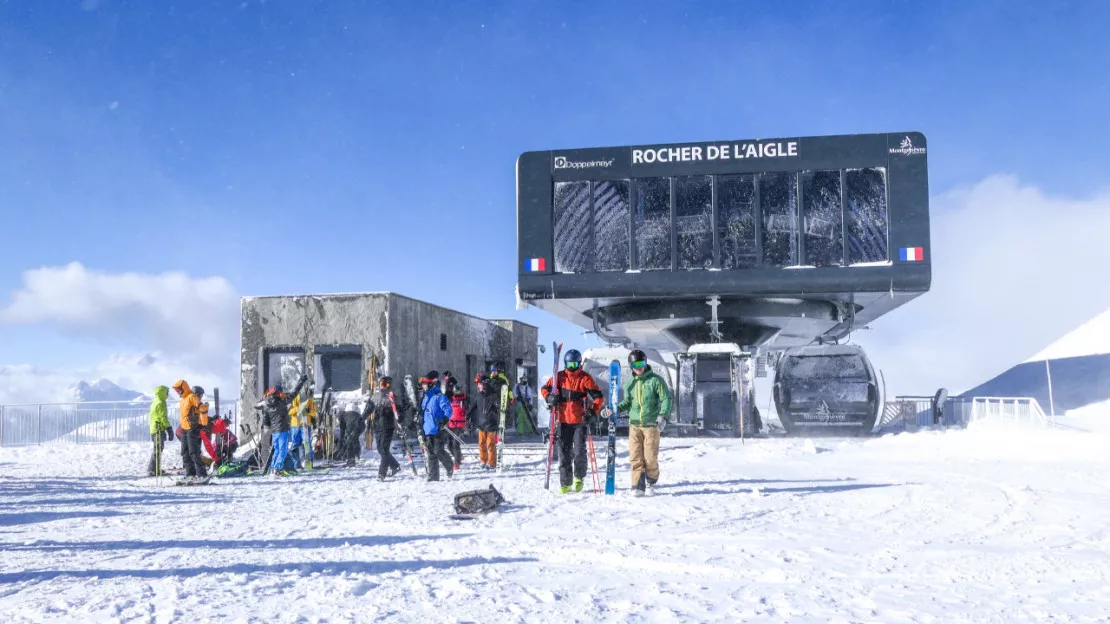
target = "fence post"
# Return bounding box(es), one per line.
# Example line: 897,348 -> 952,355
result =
36,405 -> 42,445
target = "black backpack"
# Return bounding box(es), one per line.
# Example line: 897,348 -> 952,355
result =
453,484 -> 506,515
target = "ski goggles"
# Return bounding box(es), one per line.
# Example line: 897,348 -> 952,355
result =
565,361 -> 580,370
630,360 -> 647,370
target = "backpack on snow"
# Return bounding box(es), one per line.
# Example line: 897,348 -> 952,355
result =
215,460 -> 249,478
453,484 -> 506,515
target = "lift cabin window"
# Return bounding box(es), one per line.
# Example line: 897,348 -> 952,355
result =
675,175 -> 713,270
844,168 -> 889,264
802,170 -> 844,267
717,174 -> 757,269
633,177 -> 672,271
553,181 -> 592,273
592,180 -> 630,272
760,172 -> 799,267
781,354 -> 869,380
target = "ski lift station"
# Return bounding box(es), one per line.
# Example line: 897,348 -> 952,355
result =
516,131 -> 931,436
239,292 -> 539,420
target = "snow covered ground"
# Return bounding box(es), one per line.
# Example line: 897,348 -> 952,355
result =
2,424 -> 1109,623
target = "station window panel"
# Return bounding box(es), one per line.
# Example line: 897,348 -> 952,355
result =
717,174 -> 757,269
592,180 -> 630,272
265,348 -> 305,392
633,177 -> 672,271
553,181 -> 592,273
801,170 -> 844,267
675,175 -> 713,270
760,172 -> 799,267
844,168 -> 889,264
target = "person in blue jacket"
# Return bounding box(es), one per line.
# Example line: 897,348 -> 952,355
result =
420,371 -> 456,481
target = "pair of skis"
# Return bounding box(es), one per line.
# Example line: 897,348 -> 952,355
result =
495,381 -> 509,472
404,375 -> 432,476
386,390 -> 420,477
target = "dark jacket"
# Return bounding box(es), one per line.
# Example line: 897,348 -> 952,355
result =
365,389 -> 411,434
260,394 -> 292,433
339,410 -> 366,441
473,385 -> 501,432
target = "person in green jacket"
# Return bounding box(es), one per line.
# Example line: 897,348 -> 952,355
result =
147,385 -> 173,477
604,349 -> 672,496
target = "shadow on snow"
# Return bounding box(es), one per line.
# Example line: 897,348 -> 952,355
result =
0,533 -> 473,553
0,556 -> 537,585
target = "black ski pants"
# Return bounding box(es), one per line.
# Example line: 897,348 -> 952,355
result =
342,431 -> 362,464
446,428 -> 464,466
558,422 -> 588,487
376,429 -> 400,478
182,428 -> 207,477
426,429 -> 454,481
147,433 -> 165,476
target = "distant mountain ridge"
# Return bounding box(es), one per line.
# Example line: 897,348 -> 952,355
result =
66,379 -> 149,403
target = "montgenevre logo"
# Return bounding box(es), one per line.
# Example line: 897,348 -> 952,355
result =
889,135 -> 927,156
553,155 -> 615,170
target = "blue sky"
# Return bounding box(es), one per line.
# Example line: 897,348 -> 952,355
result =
2,0 -> 1109,398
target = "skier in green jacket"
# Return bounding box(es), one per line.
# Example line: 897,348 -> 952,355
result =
603,350 -> 672,496
147,385 -> 173,477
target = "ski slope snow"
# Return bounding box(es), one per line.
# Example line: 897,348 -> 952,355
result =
1,427 -> 1108,622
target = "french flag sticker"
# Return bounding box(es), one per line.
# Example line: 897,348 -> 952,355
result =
900,247 -> 924,262
525,257 -> 547,272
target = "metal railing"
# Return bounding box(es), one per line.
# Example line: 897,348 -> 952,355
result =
879,395 -> 1053,433
967,396 -> 1052,428
0,400 -> 240,446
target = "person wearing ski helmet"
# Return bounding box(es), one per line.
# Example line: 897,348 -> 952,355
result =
172,379 -> 209,479
472,373 -> 501,469
541,348 -> 605,493
513,373 -> 538,434
604,349 -> 672,496
487,362 -> 515,405
363,376 -> 410,479
419,371 -> 455,481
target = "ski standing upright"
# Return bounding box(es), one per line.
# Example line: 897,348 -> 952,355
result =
543,341 -> 562,490
496,381 -> 509,473
387,390 -> 419,476
605,359 -> 620,495
403,375 -> 431,474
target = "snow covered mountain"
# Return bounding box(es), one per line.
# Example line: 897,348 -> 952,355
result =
961,306 -> 1110,413
65,378 -> 148,403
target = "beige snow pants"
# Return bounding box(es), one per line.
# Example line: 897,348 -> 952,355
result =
628,425 -> 660,489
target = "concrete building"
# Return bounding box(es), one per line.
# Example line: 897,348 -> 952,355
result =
240,292 -> 539,420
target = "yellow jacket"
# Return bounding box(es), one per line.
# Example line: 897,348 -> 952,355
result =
289,395 -> 317,428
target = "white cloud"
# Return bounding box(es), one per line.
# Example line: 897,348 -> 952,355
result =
857,175 -> 1110,395
0,352 -> 228,405
1,262 -> 238,371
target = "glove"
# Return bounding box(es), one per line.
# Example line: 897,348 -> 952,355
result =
545,394 -> 564,407
599,408 -> 613,418
163,428 -> 172,442
299,374 -> 309,383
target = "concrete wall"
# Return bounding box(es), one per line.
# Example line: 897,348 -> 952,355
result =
240,293 -> 390,418
385,294 -> 512,387
240,292 -> 540,432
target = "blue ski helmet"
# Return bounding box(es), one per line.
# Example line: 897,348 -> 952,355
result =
564,349 -> 583,370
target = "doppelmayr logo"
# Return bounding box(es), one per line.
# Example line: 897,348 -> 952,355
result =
554,155 -> 615,170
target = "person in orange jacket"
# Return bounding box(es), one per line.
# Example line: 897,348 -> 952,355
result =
540,349 -> 604,493
173,379 -> 209,479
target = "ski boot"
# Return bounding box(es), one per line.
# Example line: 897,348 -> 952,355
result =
559,485 -> 572,494
574,478 -> 584,492
633,488 -> 645,498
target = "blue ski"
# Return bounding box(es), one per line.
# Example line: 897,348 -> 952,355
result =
605,359 -> 620,495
